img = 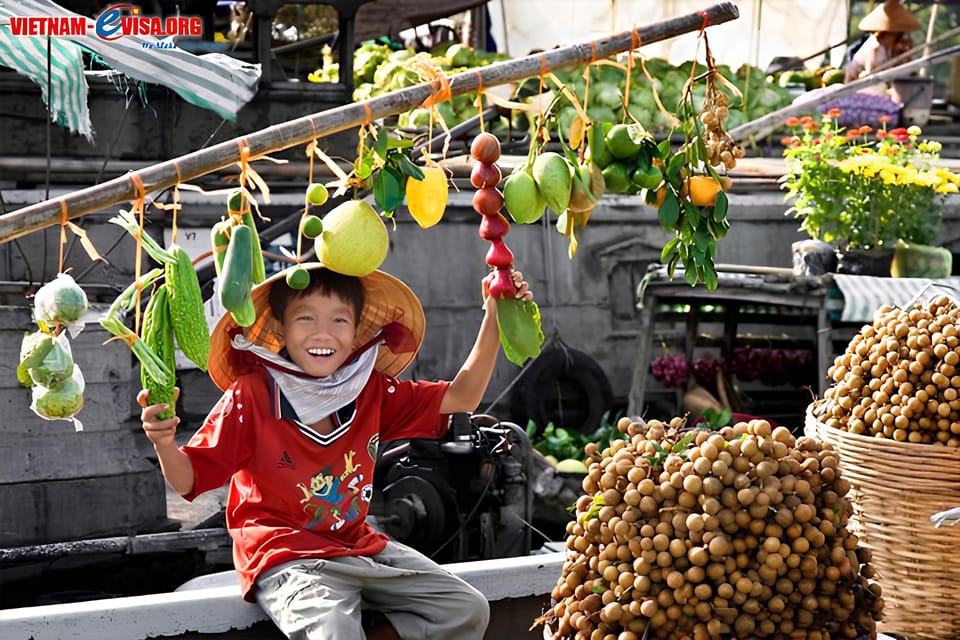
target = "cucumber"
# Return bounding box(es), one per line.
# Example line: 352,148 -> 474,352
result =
219,224 -> 253,313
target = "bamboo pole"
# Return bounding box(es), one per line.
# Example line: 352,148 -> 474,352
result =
0,2 -> 740,245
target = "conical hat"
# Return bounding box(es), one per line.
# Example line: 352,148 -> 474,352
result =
207,264 -> 425,391
859,0 -> 921,32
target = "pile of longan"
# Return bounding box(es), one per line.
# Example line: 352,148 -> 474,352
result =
539,417 -> 882,640
822,297 -> 960,445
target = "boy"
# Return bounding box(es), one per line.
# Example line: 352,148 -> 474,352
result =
140,263 -> 531,639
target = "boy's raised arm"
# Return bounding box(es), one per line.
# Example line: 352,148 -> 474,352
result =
439,271 -> 531,415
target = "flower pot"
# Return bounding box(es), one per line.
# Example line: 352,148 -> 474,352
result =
891,243 -> 952,279
792,240 -> 837,276
835,248 -> 894,276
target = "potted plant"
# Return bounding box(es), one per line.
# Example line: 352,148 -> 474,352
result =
780,109 -> 960,277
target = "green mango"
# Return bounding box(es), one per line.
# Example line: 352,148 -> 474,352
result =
531,152 -> 572,215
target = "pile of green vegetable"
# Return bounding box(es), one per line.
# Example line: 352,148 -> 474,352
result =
310,44 -> 794,135
527,413 -> 627,471
309,42 -> 510,127
544,59 -> 794,136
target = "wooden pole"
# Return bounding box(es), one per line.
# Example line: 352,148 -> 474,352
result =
0,2 -> 740,245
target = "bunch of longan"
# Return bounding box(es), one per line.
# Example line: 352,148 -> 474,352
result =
539,417 -> 882,640
700,87 -> 744,171
822,297 -> 960,445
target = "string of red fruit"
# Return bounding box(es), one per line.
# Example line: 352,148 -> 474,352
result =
470,133 -> 516,299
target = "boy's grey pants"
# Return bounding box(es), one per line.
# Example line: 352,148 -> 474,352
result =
254,540 -> 490,639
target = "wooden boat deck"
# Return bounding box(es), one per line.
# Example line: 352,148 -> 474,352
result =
0,551 -> 564,640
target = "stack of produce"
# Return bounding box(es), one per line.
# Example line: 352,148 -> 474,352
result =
809,296 -> 960,639
820,296 -> 960,445
650,353 -> 692,389
549,60 -> 793,137
539,416 -> 882,640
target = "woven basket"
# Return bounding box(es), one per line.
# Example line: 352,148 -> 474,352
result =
806,404 -> 960,639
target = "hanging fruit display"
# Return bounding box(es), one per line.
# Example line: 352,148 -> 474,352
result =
647,34 -> 740,290
108,209 -> 210,404
18,272 -> 89,425
470,132 -> 544,365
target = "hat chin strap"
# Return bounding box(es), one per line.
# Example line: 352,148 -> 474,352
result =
345,321 -> 418,364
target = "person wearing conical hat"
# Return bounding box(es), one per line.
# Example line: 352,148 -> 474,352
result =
139,262 -> 533,639
845,0 -> 921,82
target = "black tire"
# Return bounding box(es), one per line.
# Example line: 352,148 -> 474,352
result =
511,346 -> 614,437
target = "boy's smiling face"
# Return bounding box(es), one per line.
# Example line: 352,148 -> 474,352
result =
278,289 -> 359,377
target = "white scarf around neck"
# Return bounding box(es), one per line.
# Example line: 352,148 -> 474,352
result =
230,333 -> 379,425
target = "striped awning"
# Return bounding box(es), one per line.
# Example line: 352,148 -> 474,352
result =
833,274 -> 960,323
0,0 -> 260,139
0,9 -> 91,139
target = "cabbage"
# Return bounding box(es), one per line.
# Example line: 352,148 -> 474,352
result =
17,330 -> 54,388
28,340 -> 74,387
591,82 -> 623,110
33,376 -> 83,420
33,272 -> 88,326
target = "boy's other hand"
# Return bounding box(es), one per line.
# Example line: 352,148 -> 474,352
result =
482,269 -> 533,303
138,387 -> 181,448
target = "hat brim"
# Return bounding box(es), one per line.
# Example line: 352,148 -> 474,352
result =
859,1 -> 921,32
208,263 -> 425,391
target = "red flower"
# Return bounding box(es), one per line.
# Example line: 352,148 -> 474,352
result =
858,125 -> 873,135
803,121 -> 818,132
876,130 -> 888,139
785,116 -> 801,127
827,108 -> 842,118
878,114 -> 892,124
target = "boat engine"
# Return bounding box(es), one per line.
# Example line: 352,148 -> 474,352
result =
369,413 -> 533,564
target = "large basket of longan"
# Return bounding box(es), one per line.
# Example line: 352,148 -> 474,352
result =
537,416 -> 883,640
808,295 -> 960,639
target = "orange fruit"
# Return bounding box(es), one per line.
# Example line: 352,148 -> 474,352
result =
651,187 -> 667,209
687,176 -> 723,207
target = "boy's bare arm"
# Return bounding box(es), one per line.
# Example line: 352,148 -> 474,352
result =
440,272 -> 532,414
138,389 -> 196,496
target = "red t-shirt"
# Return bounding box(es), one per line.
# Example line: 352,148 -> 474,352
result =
180,367 -> 449,601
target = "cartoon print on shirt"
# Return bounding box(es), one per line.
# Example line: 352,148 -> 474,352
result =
296,450 -> 369,530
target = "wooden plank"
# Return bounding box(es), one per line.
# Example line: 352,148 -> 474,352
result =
0,381 -> 131,434
0,426 -> 153,484
0,470 -> 167,546
0,553 -> 564,640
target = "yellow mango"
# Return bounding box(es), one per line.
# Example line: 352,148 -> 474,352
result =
405,166 -> 448,228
